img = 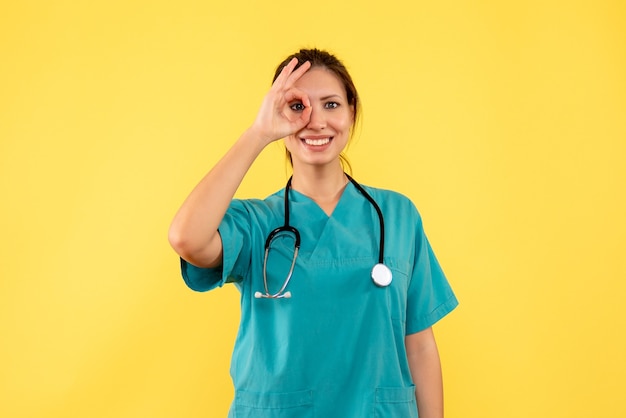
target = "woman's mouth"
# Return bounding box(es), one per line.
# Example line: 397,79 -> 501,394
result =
302,137 -> 332,146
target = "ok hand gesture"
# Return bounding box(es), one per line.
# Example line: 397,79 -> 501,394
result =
250,58 -> 312,145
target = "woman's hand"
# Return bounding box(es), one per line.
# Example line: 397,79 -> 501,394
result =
250,57 -> 312,145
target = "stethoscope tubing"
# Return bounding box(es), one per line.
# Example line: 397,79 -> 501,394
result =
345,174 -> 385,265
256,174 -> 388,299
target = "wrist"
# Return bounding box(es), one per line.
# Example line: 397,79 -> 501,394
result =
240,127 -> 274,152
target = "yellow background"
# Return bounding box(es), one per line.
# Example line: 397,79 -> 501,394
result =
1,1 -> 624,417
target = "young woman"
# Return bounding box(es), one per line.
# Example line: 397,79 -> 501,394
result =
169,48 -> 458,418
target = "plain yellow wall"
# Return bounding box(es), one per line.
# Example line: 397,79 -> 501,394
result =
1,1 -> 625,417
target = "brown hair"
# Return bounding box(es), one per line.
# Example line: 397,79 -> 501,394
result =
274,48 -> 360,173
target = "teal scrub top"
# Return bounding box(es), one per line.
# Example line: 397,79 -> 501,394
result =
181,182 -> 458,418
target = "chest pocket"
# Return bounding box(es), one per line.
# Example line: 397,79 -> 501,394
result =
388,261 -> 411,322
232,390 -> 313,418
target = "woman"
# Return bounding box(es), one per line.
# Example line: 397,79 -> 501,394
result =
169,48 -> 458,418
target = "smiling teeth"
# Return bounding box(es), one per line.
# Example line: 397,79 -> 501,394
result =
304,138 -> 330,146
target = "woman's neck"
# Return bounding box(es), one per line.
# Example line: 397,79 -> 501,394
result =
290,163 -> 348,212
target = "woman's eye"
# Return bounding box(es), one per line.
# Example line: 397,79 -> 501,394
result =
325,102 -> 339,109
290,103 -> 305,112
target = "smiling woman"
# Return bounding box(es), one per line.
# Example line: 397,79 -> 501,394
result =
273,48 -> 361,175
168,48 -> 458,418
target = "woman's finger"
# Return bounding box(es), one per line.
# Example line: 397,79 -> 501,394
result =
283,87 -> 310,108
274,59 -> 312,90
282,88 -> 311,130
273,57 -> 299,88
297,102 -> 312,126
285,60 -> 311,87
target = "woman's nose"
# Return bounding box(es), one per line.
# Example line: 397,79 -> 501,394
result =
307,107 -> 326,130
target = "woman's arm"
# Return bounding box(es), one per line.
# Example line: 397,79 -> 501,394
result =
168,58 -> 312,268
406,327 -> 444,418
168,129 -> 267,268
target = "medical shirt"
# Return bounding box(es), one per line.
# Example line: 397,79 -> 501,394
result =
181,182 -> 458,418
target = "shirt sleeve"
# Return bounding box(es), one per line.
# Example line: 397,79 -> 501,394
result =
180,199 -> 253,292
405,210 -> 459,334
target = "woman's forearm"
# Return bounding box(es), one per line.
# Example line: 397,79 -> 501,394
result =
168,128 -> 266,267
406,327 -> 444,418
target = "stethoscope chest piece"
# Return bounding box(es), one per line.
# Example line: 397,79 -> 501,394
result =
371,263 -> 392,287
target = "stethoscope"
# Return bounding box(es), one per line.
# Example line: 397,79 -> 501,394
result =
254,174 -> 392,299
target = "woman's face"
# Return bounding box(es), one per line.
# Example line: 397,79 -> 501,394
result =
284,67 -> 354,169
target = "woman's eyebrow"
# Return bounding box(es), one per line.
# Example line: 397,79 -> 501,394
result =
319,94 -> 342,101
